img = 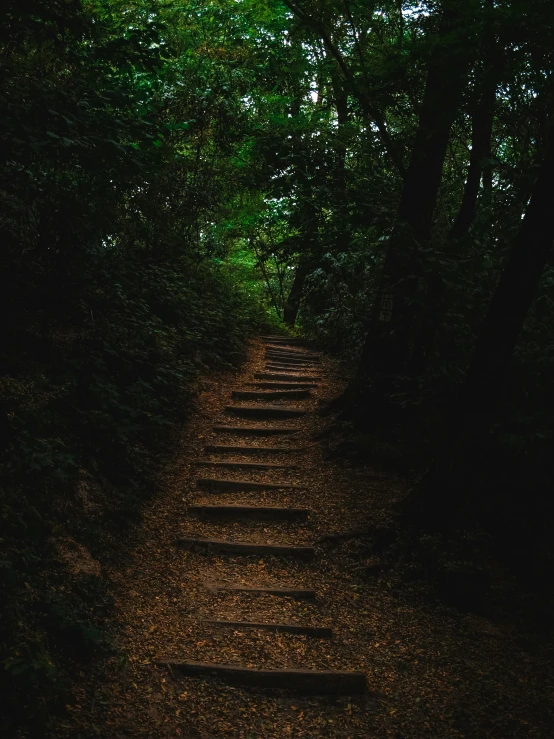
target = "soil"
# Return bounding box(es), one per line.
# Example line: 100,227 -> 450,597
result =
56,338 -> 554,739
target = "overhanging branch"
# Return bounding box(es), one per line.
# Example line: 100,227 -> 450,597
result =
282,0 -> 406,176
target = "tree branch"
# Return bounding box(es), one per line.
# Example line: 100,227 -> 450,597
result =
282,0 -> 406,176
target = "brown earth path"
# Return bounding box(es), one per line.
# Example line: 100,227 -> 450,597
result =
60,338 -> 553,739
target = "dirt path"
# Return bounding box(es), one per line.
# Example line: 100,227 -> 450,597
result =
62,338 -> 553,738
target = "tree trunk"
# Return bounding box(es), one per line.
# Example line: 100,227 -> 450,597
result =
411,67 -> 498,374
449,82 -> 496,240
358,0 -> 474,381
283,260 -> 311,327
459,127 -> 554,416
414,123 -> 554,523
283,66 -> 351,329
330,66 -> 350,249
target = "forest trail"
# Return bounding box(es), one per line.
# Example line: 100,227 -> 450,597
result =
62,339 -> 550,739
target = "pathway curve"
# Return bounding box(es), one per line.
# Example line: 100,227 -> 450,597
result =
62,338 -> 554,739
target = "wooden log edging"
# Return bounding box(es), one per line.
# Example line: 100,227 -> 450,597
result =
175,537 -> 315,559
158,661 -> 367,694
205,585 -> 317,599
202,620 -> 332,638
205,445 -> 305,454
225,405 -> 307,419
212,425 -> 299,435
187,505 -> 310,521
196,478 -> 306,492
232,389 -> 311,400
195,460 -> 298,470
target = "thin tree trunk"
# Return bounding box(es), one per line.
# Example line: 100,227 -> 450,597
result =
450,0 -> 498,241
331,66 -> 350,249
283,67 -> 351,329
358,0 -> 474,381
415,123 -> 554,522
282,0 -> 406,177
411,67 -> 498,374
459,128 -> 554,416
449,82 -> 496,240
283,261 -> 311,327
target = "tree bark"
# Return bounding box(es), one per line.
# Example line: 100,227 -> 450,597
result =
283,64 -> 351,329
330,65 -> 350,250
283,260 -> 311,326
449,82 -> 496,240
450,0 -> 499,241
411,74 -> 497,374
358,0 -> 475,381
459,126 -> 554,416
415,123 -> 554,522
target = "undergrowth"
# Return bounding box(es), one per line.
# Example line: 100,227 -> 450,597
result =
0,249 -> 270,737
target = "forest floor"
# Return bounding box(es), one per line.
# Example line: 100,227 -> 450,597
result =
56,338 -> 553,739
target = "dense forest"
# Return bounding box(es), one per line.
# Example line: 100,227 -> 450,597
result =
2,0 -> 554,735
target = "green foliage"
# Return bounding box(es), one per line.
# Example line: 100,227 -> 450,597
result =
3,0 -> 554,732
0,1 -> 274,733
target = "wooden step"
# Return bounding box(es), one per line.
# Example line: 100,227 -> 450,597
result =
265,345 -> 307,349
264,344 -> 309,351
196,460 -> 298,470
265,365 -> 317,374
176,537 -> 315,559
203,620 -> 331,638
212,425 -> 298,436
265,349 -> 320,364
232,389 -> 311,400
195,459 -> 298,470
197,478 -> 306,492
188,505 -> 309,521
264,364 -> 318,372
205,445 -> 305,454
225,405 -> 306,419
266,353 -> 320,363
265,346 -> 318,355
248,382 -> 318,390
207,585 -> 316,599
158,661 -> 367,694
265,359 -> 317,368
265,360 -> 315,367
254,373 -> 321,382
265,345 -> 319,357
265,357 -> 315,363
261,336 -> 305,344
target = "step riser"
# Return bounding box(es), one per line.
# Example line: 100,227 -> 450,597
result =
264,366 -> 319,374
188,507 -> 309,522
207,586 -> 317,600
266,352 -> 317,361
197,478 -> 305,492
261,337 -> 305,343
254,373 -> 322,382
249,383 -> 318,390
196,461 -> 298,470
203,621 -> 331,638
265,361 -> 316,368
266,353 -> 320,363
232,390 -> 311,400
265,348 -> 319,356
265,348 -> 319,358
205,446 -> 305,454
265,343 -> 317,352
176,538 -> 315,559
213,426 -> 298,435
226,406 -> 306,419
265,360 -> 317,368
159,662 -> 367,694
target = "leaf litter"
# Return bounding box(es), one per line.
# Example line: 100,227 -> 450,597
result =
54,339 -> 554,739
